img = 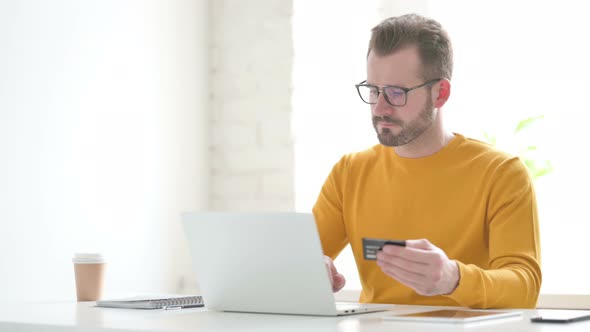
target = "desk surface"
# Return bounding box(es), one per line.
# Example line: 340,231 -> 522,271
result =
1,301 -> 589,332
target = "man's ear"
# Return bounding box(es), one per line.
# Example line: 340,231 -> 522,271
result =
434,78 -> 451,108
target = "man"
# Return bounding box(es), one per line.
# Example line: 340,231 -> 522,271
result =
313,14 -> 541,309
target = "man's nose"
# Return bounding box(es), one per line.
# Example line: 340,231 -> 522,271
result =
372,93 -> 395,116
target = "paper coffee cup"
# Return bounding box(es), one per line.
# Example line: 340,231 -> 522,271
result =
73,253 -> 105,301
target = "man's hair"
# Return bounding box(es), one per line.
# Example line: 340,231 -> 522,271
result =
368,14 -> 453,81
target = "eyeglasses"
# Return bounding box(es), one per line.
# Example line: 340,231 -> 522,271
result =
355,78 -> 442,107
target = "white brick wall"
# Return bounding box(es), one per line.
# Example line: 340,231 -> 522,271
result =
209,0 -> 294,211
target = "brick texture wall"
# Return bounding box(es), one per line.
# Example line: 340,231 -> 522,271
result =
209,0 -> 294,211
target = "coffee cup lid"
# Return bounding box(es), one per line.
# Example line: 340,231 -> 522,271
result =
72,253 -> 105,264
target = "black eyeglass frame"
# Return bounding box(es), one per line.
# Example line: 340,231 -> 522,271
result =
355,78 -> 443,107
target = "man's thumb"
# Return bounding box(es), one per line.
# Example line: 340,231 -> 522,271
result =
333,273 -> 346,292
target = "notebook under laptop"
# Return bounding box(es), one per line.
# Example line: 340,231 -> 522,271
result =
181,211 -> 392,316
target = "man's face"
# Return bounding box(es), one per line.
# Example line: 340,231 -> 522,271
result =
367,46 -> 437,147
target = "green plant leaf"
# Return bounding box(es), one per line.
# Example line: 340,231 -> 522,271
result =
482,114 -> 552,181
514,115 -> 544,133
483,132 -> 497,145
523,159 -> 553,180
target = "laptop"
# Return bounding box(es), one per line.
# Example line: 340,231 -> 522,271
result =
181,211 -> 393,316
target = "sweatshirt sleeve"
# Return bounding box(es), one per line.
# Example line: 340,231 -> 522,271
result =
445,157 -> 542,308
312,156 -> 350,260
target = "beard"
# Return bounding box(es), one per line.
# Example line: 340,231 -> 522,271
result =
372,98 -> 436,147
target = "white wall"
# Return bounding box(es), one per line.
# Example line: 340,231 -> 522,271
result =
209,0 -> 294,212
0,0 -> 208,301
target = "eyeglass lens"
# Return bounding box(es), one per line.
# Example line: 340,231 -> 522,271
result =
359,86 -> 406,106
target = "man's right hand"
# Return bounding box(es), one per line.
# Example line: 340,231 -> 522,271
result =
324,255 -> 346,292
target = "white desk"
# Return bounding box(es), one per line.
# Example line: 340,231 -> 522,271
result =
0,301 -> 588,332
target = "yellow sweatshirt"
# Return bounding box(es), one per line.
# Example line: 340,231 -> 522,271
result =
312,133 -> 541,309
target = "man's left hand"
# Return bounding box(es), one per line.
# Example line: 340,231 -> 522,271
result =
376,238 -> 460,296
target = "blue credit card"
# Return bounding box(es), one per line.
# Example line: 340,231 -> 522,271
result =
362,238 -> 406,260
